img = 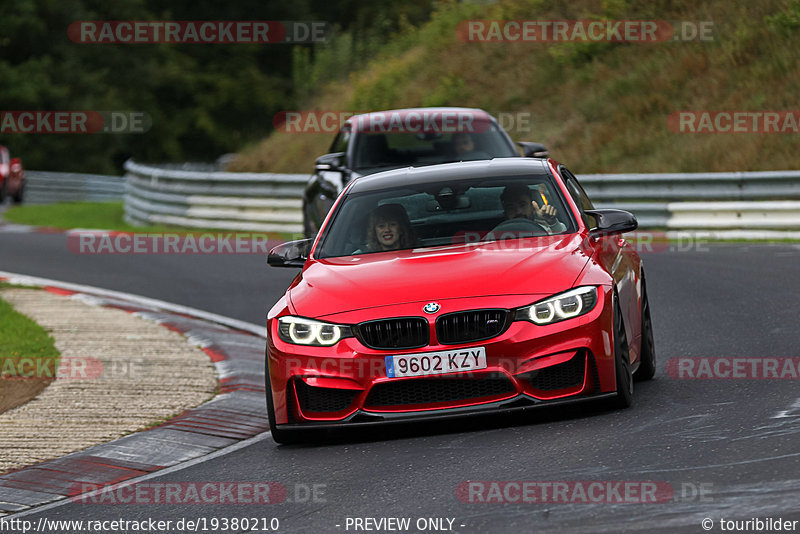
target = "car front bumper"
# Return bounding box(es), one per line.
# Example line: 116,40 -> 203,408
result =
266,287 -> 616,426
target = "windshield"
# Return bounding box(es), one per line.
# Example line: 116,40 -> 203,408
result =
316,174 -> 577,259
351,127 -> 517,172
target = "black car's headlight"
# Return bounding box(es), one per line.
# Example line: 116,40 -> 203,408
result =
515,286 -> 598,325
277,316 -> 353,346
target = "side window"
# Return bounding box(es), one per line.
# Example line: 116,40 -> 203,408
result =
561,167 -> 597,229
329,130 -> 350,154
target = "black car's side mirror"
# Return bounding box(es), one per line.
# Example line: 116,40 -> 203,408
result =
314,152 -> 346,172
516,142 -> 549,158
267,238 -> 313,268
585,209 -> 638,238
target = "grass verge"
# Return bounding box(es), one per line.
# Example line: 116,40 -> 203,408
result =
0,291 -> 61,413
3,202 -> 188,232
2,202 -> 300,242
0,293 -> 60,375
0,282 -> 42,290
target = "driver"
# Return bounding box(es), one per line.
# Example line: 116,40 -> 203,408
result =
500,184 -> 567,234
451,132 -> 489,161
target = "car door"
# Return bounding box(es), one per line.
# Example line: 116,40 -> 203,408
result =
560,166 -> 641,355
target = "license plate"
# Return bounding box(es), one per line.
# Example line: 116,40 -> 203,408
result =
385,347 -> 487,378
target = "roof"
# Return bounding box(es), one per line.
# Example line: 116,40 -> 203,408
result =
344,107 -> 493,122
342,107 -> 496,134
347,158 -> 551,193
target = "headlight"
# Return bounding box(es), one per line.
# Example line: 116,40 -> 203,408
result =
515,286 -> 598,325
277,316 -> 353,346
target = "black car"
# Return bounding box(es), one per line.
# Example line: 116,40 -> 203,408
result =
301,107 -> 548,237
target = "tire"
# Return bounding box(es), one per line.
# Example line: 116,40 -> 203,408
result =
633,275 -> 656,381
0,179 -> 6,203
12,181 -> 24,204
610,293 -> 633,409
265,361 -> 303,444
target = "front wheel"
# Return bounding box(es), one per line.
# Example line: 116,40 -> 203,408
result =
634,275 -> 656,381
610,294 -> 633,409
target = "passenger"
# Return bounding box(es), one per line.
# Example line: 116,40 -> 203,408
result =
365,204 -> 417,251
499,184 -> 567,234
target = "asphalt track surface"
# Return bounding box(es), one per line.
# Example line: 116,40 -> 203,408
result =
2,230 -> 800,533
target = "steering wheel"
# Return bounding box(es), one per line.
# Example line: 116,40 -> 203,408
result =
485,217 -> 549,240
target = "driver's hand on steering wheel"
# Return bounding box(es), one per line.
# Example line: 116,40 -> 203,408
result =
532,202 -> 558,224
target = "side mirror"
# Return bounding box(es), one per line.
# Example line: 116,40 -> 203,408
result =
516,142 -> 549,158
267,238 -> 313,268
314,152 -> 345,172
585,209 -> 638,238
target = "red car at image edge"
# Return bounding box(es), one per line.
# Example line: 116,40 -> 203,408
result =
0,145 -> 25,203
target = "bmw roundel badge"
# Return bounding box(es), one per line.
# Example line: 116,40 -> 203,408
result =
423,302 -> 440,314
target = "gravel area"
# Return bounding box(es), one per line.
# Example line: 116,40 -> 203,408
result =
0,288 -> 217,474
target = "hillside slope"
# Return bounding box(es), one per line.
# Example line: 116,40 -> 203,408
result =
231,0 -> 800,174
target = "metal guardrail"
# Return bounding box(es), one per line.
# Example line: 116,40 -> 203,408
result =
123,159 -> 306,232
22,171 -> 124,204
123,160 -> 800,235
666,200 -> 800,229
582,171 -> 800,232
579,170 -> 800,201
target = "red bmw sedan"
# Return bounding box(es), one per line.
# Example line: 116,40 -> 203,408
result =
266,158 -> 655,443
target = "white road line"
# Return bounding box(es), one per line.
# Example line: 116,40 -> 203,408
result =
7,432 -> 272,518
0,270 -> 266,338
771,397 -> 800,419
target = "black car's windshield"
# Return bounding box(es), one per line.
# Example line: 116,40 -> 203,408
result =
316,175 -> 577,259
351,127 -> 517,172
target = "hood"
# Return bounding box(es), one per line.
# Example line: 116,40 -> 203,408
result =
288,234 -> 594,318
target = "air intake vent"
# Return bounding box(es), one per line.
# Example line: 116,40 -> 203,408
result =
436,309 -> 510,344
365,376 -> 515,408
294,380 -> 358,413
520,354 -> 586,391
357,318 -> 429,350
